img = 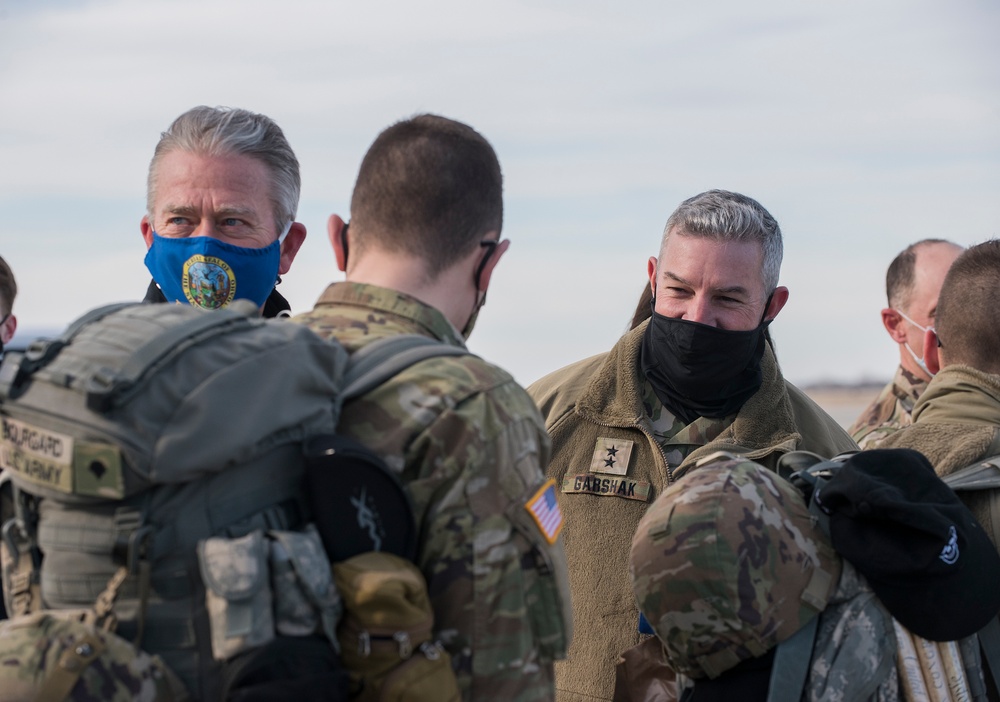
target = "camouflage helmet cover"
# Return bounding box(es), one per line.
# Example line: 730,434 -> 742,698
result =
629,452 -> 842,680
0,613 -> 183,702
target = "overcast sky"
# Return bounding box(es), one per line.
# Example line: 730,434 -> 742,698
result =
1,0 -> 997,387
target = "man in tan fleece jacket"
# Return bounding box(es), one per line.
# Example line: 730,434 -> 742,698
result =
882,239 -> 1000,549
528,190 -> 857,702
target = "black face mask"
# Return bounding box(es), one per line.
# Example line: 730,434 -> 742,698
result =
640,304 -> 771,425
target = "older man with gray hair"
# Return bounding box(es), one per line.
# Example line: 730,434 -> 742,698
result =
849,239 -> 963,448
529,189 -> 856,701
140,105 -> 306,316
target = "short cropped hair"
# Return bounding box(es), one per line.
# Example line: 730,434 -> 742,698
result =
147,106 -> 300,235
885,239 -> 959,310
935,239 -> 1000,374
660,190 -> 783,291
0,255 -> 16,317
349,114 -> 503,277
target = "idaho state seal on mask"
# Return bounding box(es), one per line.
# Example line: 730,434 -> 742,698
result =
145,232 -> 282,310
183,255 -> 237,309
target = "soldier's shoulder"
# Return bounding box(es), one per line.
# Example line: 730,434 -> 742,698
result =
527,352 -> 609,421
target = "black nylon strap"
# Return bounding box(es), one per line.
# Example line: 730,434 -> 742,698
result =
766,614 -> 819,702
978,617 -> 1000,694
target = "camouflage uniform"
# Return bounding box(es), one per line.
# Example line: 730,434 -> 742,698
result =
292,282 -> 572,702
849,366 -> 927,449
629,454 -> 901,701
0,613 -> 183,701
528,321 -> 857,701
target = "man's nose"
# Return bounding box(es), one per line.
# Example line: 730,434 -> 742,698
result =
685,297 -> 715,327
192,220 -> 221,239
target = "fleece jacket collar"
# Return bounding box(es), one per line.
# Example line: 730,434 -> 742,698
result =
574,321 -> 801,477
913,365 -> 1000,427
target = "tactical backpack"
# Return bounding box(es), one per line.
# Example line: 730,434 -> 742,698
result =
773,449 -> 1000,702
0,301 -> 467,701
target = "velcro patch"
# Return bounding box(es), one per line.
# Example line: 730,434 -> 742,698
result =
562,473 -> 651,502
1,416 -> 74,493
590,437 -> 633,476
525,479 -> 563,544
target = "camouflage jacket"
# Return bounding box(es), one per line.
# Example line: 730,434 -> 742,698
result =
527,321 -> 857,702
293,282 -> 572,702
848,366 -> 927,449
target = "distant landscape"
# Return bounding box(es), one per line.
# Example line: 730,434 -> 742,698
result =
802,381 -> 886,430
7,325 -> 885,433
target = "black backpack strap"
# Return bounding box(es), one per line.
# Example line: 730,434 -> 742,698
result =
86,301 -> 261,412
766,614 -> 819,702
977,617 -> 1000,694
308,334 -> 471,564
341,334 -> 470,401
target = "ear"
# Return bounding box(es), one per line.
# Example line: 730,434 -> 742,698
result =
0,313 -> 15,345
924,328 -> 941,374
140,215 -> 155,249
763,286 -> 789,321
278,222 -> 307,275
327,214 -> 348,273
881,308 -> 908,343
647,257 -> 658,289
476,236 -> 511,292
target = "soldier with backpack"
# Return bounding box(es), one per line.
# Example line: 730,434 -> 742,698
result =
292,113 -> 572,701
881,239 -> 1000,548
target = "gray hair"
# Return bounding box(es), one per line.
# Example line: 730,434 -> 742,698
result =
660,190 -> 783,292
146,106 -> 300,235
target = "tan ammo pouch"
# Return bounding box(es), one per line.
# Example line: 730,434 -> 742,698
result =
333,551 -> 459,702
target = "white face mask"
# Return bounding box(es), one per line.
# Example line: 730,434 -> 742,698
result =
895,309 -> 935,378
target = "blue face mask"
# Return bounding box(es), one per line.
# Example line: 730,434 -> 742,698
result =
144,228 -> 288,310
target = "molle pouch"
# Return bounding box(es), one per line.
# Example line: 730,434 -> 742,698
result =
333,552 -> 460,702
198,530 -> 275,661
269,524 -> 341,648
507,479 -> 572,661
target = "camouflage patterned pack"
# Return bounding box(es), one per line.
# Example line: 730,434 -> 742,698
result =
0,612 -> 185,701
0,301 -> 468,701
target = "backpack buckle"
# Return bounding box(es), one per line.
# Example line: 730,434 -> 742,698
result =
394,631 -> 412,659
111,509 -> 151,573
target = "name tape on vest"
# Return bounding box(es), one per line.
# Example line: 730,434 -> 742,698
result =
1,416 -> 74,492
1,416 -> 125,498
562,473 -> 651,502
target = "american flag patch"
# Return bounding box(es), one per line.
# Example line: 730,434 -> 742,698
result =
525,479 -> 563,544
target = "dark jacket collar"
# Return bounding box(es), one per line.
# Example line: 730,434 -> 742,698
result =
143,280 -> 291,318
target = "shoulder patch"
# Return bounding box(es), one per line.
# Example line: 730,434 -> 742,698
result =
524,479 -> 563,544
